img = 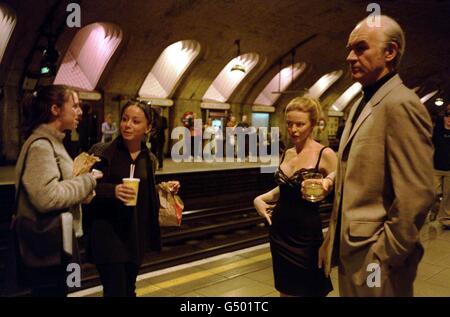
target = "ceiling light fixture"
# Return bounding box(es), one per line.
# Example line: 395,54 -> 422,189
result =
230,39 -> 245,73
435,97 -> 444,106
272,49 -> 304,95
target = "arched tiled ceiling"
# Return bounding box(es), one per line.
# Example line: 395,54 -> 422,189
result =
331,83 -> 362,112
254,62 -> 306,107
138,40 -> 201,99
308,70 -> 343,99
420,90 -> 439,104
3,1 -> 450,104
54,23 -> 122,91
0,3 -> 16,64
202,53 -> 259,103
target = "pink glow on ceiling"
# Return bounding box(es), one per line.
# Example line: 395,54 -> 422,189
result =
54,23 -> 122,91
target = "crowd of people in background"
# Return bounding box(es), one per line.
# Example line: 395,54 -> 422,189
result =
61,104 -> 339,167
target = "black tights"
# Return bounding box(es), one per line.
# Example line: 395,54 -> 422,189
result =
96,262 -> 139,297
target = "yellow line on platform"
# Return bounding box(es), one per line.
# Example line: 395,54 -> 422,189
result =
136,252 -> 271,296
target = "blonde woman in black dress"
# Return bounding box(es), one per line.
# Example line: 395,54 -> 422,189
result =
254,96 -> 337,297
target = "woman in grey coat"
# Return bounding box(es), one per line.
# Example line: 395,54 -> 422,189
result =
14,85 -> 102,297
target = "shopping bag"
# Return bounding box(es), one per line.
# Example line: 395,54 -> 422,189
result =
158,182 -> 184,227
14,213 -> 63,268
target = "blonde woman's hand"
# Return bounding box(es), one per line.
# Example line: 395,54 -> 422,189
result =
322,177 -> 333,195
115,184 -> 136,204
300,177 -> 333,198
253,197 -> 275,226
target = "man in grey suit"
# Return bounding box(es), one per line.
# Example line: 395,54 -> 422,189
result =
318,15 -> 435,296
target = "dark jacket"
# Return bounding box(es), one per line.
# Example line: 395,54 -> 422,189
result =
83,137 -> 161,265
432,119 -> 450,171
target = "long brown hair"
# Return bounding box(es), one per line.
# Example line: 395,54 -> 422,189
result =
21,85 -> 75,137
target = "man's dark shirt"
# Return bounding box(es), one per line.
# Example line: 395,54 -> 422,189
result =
351,72 -> 397,129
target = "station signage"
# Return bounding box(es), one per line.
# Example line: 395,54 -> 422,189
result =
200,102 -> 230,110
251,105 -> 275,113
138,98 -> 174,107
78,91 -> 102,101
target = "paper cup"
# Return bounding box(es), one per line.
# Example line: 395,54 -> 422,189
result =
122,178 -> 140,206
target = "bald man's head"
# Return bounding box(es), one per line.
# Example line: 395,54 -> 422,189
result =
346,15 -> 405,86
355,15 -> 405,69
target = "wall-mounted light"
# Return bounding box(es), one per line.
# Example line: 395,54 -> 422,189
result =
435,97 -> 444,106
40,39 -> 59,77
230,39 -> 245,73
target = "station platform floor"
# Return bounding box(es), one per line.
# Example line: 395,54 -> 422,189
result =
70,220 -> 450,297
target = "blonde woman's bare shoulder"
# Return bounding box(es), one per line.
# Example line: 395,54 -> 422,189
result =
323,147 -> 336,156
321,147 -> 338,166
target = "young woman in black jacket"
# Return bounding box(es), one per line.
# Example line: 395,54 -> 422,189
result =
84,100 -> 178,297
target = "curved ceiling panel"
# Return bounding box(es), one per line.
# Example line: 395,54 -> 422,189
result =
139,40 -> 201,99
331,82 -> 362,112
420,90 -> 439,104
254,62 -> 306,106
203,52 -> 259,103
308,70 -> 343,99
54,22 -> 122,91
0,3 -> 16,64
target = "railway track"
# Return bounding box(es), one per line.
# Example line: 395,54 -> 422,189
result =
0,168 -> 332,295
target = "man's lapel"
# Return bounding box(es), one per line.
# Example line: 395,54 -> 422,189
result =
340,74 -> 403,153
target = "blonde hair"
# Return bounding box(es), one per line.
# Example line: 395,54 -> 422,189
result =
285,96 -> 322,126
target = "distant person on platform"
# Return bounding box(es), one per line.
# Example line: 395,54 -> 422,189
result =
78,104 -> 94,152
101,113 -> 117,143
431,104 -> 450,229
150,107 -> 168,170
203,117 -> 217,156
313,118 -> 329,147
226,115 -> 238,156
335,118 -> 346,145
237,114 -> 251,158
188,112 -> 202,160
318,15 -> 435,297
237,114 -> 250,128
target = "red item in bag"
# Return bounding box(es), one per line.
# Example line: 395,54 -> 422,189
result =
158,182 -> 184,227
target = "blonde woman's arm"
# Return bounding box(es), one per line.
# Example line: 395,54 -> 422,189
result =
253,187 -> 280,226
319,148 -> 338,194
